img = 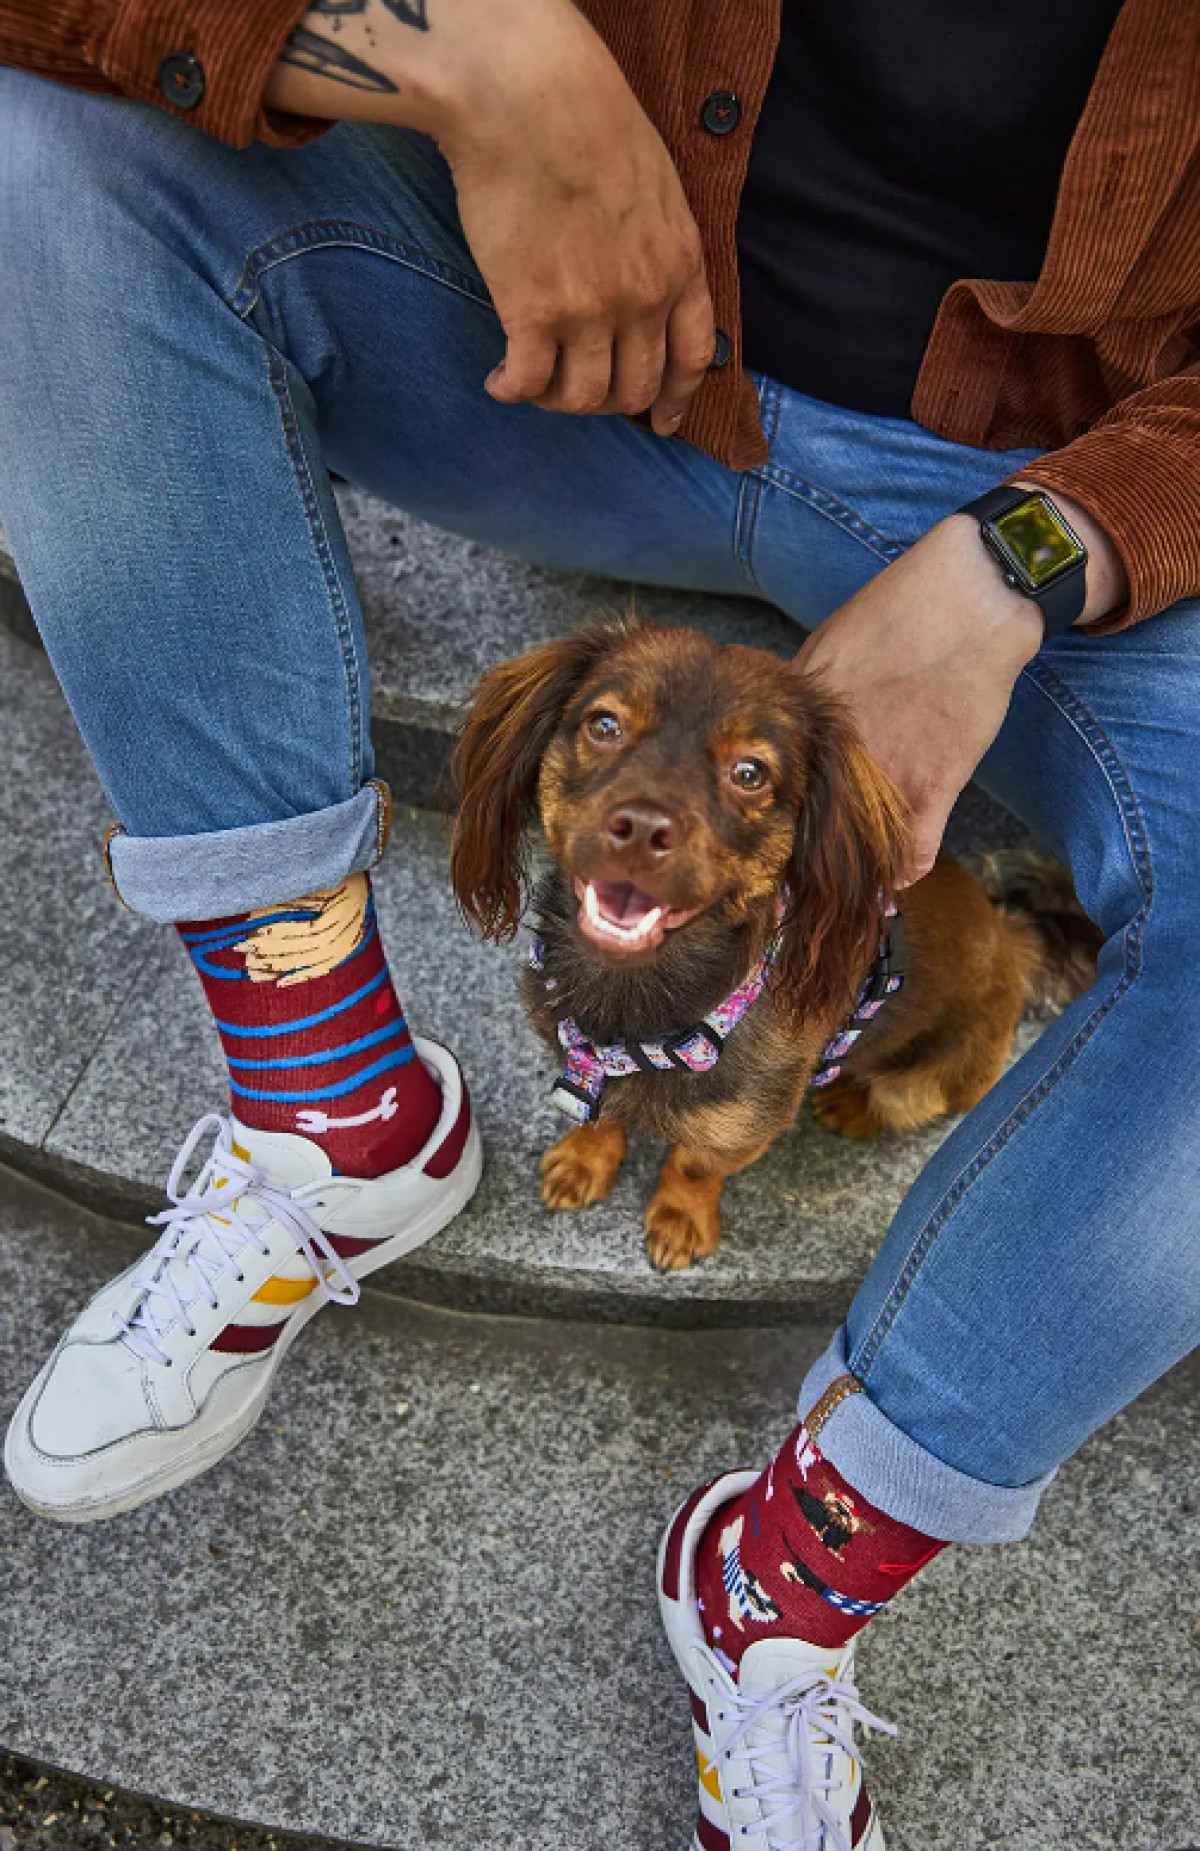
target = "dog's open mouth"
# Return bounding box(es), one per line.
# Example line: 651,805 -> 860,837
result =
573,877 -> 707,955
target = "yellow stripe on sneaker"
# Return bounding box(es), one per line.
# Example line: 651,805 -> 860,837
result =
697,1750 -> 722,1804
252,1274 -> 318,1306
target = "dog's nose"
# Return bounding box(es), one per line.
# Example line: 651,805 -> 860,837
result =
602,802 -> 679,860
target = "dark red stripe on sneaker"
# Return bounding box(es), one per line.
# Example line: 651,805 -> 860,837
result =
850,1784 -> 873,1845
661,1482 -> 715,1602
210,1318 -> 289,1355
326,1232 -> 386,1260
424,1082 -> 472,1179
695,1815 -> 730,1851
690,1690 -> 710,1734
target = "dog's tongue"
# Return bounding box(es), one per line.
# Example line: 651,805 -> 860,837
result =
591,880 -> 659,927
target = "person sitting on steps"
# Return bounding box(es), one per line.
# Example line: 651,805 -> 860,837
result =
1,0 -> 1197,1842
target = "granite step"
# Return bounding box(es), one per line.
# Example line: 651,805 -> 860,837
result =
2,1163 -> 1197,1851
0,622 -> 1033,1328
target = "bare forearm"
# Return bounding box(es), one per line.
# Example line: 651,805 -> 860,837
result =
264,0 -> 444,129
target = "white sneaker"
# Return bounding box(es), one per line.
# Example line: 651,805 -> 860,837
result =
658,1473 -> 896,1851
5,1037 -> 481,1523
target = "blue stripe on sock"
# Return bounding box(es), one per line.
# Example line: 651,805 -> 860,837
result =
180,909 -> 316,947
187,915 -> 378,984
187,949 -> 251,980
212,963 -> 388,1038
223,1015 -> 409,1072
227,1043 -> 415,1105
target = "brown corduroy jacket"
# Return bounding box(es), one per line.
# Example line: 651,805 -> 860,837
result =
3,0 -> 1200,626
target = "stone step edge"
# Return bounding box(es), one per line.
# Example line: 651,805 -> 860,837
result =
0,1131 -> 851,1331
0,1747 -> 362,1851
0,551 -> 38,651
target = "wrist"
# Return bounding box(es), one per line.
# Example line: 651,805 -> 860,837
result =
936,516 -> 1046,667
418,0 -> 611,153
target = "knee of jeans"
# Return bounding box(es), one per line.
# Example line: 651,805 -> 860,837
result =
0,69 -> 215,313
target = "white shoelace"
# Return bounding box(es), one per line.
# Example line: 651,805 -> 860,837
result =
721,1667 -> 897,1851
113,1113 -> 359,1365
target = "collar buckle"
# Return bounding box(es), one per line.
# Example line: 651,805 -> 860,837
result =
550,1076 -> 603,1125
661,1022 -> 725,1073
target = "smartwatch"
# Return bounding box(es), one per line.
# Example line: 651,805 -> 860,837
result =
957,486 -> 1088,636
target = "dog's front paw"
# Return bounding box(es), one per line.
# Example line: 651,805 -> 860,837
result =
644,1198 -> 719,1272
645,1203 -> 706,1271
540,1121 -> 627,1211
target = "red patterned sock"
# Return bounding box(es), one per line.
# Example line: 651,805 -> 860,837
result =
178,872 -> 442,1179
695,1417 -> 947,1664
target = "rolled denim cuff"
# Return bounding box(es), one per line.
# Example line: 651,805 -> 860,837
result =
797,1328 -> 1056,1546
102,780 -> 392,923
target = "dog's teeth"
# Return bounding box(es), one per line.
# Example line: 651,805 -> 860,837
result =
630,907 -> 663,940
582,883 -> 662,945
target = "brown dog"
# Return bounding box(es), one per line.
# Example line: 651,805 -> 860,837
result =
451,620 -> 1099,1271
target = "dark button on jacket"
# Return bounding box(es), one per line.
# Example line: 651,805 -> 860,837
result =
158,51 -> 205,109
700,90 -> 741,136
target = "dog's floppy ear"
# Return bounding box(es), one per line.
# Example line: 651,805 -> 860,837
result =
774,690 -> 909,1025
451,622 -> 623,941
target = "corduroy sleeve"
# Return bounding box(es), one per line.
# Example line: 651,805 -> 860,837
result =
1009,367 -> 1200,632
0,0 -> 326,148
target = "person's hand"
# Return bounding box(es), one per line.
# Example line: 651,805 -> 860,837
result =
266,0 -> 715,435
432,0 -> 715,435
796,495 -> 1127,885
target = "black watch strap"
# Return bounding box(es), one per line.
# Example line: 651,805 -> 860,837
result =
958,486 -> 1088,636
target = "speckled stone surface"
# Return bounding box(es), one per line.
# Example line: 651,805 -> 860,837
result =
334,486 -> 799,733
0,628 -> 155,1160
1,1168 -> 1197,1851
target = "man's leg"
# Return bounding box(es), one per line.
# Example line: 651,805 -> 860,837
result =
0,70 -> 753,1519
658,393 -> 1200,1848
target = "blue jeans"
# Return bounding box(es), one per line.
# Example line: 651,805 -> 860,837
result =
1,70 -> 1197,1543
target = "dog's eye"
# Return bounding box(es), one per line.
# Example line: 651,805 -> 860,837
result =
585,711 -> 623,744
730,757 -> 769,792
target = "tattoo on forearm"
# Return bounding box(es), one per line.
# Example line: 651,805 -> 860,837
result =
382,0 -> 429,27
280,23 -> 400,91
309,0 -> 430,29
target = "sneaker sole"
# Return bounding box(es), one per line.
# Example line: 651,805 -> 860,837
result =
5,1119 -> 483,1524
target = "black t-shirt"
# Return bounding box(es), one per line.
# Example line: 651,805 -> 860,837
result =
737,0 -> 1125,419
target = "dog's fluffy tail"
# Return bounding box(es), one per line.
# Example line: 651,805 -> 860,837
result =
970,847 -> 1103,1016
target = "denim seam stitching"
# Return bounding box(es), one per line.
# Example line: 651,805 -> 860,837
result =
1022,658 -> 1154,904
758,462 -> 905,564
735,380 -> 782,592
264,342 -> 364,798
228,222 -> 490,322
849,658 -> 1154,1386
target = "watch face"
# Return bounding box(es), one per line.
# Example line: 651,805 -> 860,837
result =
991,496 -> 1085,589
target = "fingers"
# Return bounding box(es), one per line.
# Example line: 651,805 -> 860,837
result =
484,266 -> 713,428
538,325 -> 617,415
609,321 -> 668,416
485,326 -> 559,406
650,270 -> 717,435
